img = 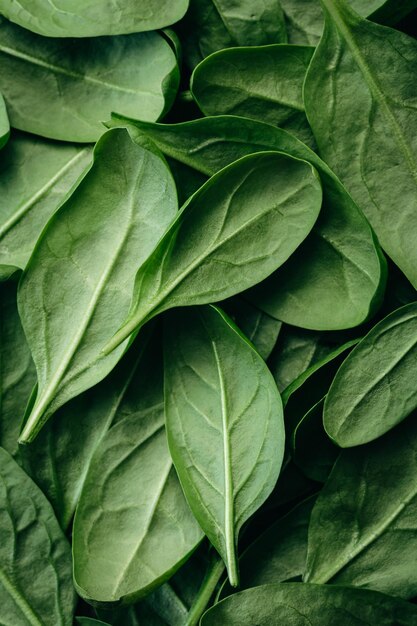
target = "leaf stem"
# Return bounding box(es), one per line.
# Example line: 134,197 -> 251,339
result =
185,554 -> 225,626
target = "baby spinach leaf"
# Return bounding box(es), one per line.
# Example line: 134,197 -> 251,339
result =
73,403 -> 203,605
17,128 -> 177,443
0,281 -> 36,460
112,114 -> 385,331
305,414 -> 417,597
0,92 -> 9,149
105,150 -> 321,352
179,0 -> 287,69
201,583 -> 417,625
304,0 -> 417,289
190,46 -> 315,144
0,18 -> 179,142
0,131 -> 92,280
324,303 -> 417,447
164,306 -> 285,586
0,0 -> 188,37
0,447 -> 75,625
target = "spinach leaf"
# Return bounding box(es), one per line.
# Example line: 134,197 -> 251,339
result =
73,403 -> 203,605
105,150 -> 321,352
179,0 -> 287,69
304,0 -> 417,289
0,447 -> 75,625
324,303 -> 417,447
0,0 -> 188,37
164,306 -> 285,586
112,114 -> 385,331
0,131 -> 92,280
0,18 -> 179,142
201,583 -> 417,625
0,92 -> 9,149
191,45 -> 315,145
0,281 -> 36,459
18,128 -> 177,443
305,414 -> 417,597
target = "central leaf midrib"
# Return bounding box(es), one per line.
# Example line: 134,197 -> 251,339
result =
0,565 -> 45,626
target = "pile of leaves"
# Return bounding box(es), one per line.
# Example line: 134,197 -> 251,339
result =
2,0 -> 417,624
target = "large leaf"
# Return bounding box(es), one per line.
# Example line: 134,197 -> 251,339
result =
0,92 -> 9,149
0,447 -> 75,625
0,0 -> 188,37
201,583 -> 417,625
112,114 -> 385,331
0,281 -> 36,459
179,0 -> 287,69
305,414 -> 417,598
105,150 -> 322,352
0,18 -> 179,142
164,306 -> 285,586
0,131 -> 92,280
73,404 -> 203,605
324,303 -> 417,447
304,0 -> 417,289
191,45 -> 315,144
17,128 -> 177,443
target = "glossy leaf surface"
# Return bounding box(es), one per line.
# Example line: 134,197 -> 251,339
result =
304,0 -> 417,289
324,303 -> 417,447
106,150 -> 322,351
201,583 -> 417,625
0,131 -> 92,280
0,19 -> 179,142
305,415 -> 417,598
18,129 -> 177,442
0,0 -> 188,37
164,306 -> 285,586
0,447 -> 75,625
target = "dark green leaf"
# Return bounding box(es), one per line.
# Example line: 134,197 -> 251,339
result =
0,92 -> 9,149
164,306 -> 285,585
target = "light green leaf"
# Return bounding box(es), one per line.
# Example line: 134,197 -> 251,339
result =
17,128 -> 177,443
0,131 -> 92,280
324,303 -> 417,447
73,404 -> 203,605
305,414 -> 417,598
164,306 -> 285,586
179,0 -> 287,69
0,447 -> 75,625
0,92 -> 9,149
104,150 -> 322,352
0,18 -> 179,142
304,0 -> 417,289
0,0 -> 188,37
201,583 -> 417,625
0,281 -> 36,459
111,114 -> 385,331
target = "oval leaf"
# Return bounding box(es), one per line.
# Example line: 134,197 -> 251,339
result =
104,150 -> 322,352
0,18 -> 179,142
18,128 -> 177,443
164,306 -> 285,586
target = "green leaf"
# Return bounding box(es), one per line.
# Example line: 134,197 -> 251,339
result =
77,619 -> 111,626
201,583 -> 417,625
104,150 -> 322,352
73,404 -> 203,605
0,18 -> 179,142
0,447 -> 75,625
191,45 -> 315,145
17,128 -> 177,443
324,303 -> 417,447
0,0 -> 188,37
0,281 -> 36,459
0,131 -> 92,279
0,92 -> 9,149
305,414 -> 417,597
179,0 -> 287,69
111,114 -> 385,331
164,306 -> 285,586
304,0 -> 417,289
